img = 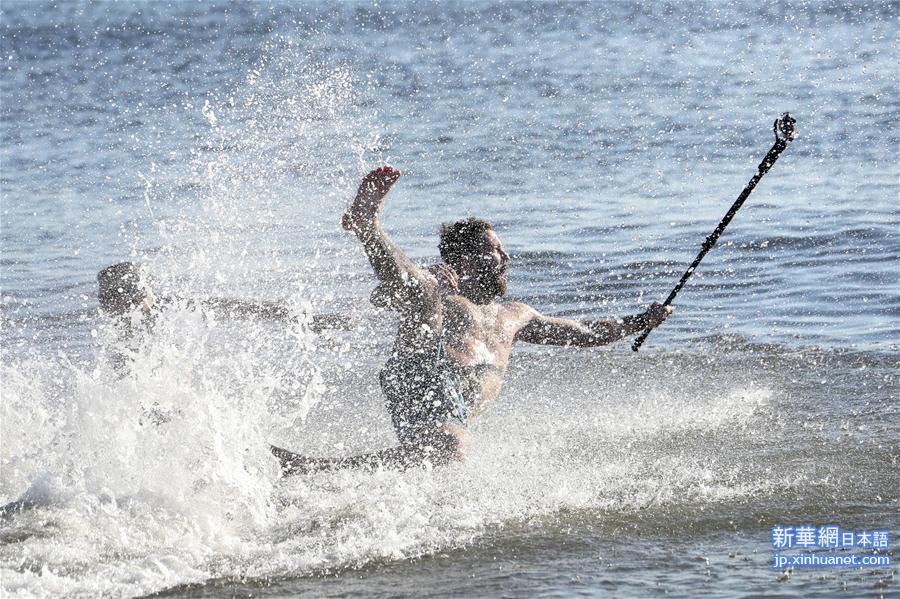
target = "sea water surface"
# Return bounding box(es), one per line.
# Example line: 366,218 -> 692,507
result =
1,1 -> 897,597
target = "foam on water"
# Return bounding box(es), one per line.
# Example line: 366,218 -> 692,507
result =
2,336 -> 782,596
2,301 -> 297,593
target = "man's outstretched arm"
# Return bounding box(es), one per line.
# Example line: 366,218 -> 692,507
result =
514,301 -> 673,347
342,166 -> 437,311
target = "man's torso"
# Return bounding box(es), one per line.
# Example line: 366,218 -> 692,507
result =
440,295 -> 530,415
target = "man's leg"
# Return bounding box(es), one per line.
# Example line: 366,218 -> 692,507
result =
270,444 -> 413,475
270,423 -> 466,475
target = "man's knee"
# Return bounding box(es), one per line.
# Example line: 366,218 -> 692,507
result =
425,423 -> 469,464
441,422 -> 469,460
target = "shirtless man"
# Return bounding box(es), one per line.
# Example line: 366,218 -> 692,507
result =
271,166 -> 672,474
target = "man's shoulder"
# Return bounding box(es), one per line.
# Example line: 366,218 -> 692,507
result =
499,300 -> 538,319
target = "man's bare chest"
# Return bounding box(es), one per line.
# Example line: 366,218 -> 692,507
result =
441,299 -> 519,367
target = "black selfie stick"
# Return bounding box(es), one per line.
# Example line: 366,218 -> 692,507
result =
632,113 -> 797,351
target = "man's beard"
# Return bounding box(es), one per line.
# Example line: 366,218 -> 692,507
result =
476,268 -> 507,299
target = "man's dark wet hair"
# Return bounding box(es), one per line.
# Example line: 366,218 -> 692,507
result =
97,262 -> 150,315
438,218 -> 495,270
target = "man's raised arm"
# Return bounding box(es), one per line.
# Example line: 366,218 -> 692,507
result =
514,302 -> 673,347
342,166 -> 437,311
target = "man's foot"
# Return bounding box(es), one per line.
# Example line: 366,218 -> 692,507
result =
270,445 -> 315,476
342,165 -> 401,233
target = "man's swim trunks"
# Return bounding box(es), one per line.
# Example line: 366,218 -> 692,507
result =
379,337 -> 469,447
